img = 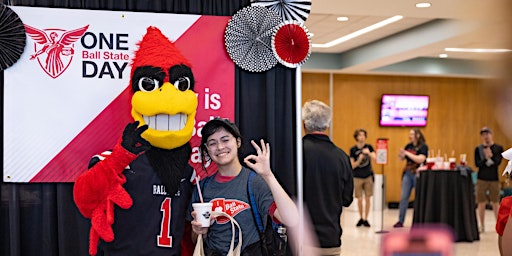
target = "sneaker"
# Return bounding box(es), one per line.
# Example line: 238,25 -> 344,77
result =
356,219 -> 364,227
393,221 -> 403,228
363,220 -> 371,227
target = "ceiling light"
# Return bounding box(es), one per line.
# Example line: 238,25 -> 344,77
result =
445,48 -> 512,53
313,15 -> 403,48
439,54 -> 448,58
416,2 -> 431,8
337,16 -> 349,22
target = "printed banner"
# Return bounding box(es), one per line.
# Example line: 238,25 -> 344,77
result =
4,7 -> 234,182
376,138 -> 389,165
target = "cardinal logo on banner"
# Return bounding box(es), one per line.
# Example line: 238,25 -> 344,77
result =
24,24 -> 89,78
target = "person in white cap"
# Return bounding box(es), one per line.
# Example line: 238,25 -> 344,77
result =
475,126 -> 504,233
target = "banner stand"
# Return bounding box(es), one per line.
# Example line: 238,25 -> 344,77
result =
375,138 -> 389,234
375,165 -> 389,234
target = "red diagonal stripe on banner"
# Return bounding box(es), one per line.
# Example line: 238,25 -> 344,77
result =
174,16 -> 233,180
30,87 -> 132,182
174,16 -> 230,70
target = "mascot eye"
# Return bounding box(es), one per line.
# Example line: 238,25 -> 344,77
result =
174,77 -> 191,91
138,77 -> 160,92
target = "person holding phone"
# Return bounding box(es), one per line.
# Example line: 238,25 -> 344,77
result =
189,118 -> 298,255
350,128 -> 376,227
475,126 -> 504,233
394,128 -> 428,228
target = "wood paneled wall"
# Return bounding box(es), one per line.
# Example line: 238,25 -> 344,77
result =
302,73 -> 512,203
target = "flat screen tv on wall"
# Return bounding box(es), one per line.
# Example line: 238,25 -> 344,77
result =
379,94 -> 430,127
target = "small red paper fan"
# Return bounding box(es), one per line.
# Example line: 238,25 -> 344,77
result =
271,20 -> 311,68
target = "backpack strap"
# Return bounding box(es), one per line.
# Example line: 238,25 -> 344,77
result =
247,171 -> 265,233
200,174 -> 214,198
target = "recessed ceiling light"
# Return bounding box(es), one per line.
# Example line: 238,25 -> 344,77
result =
337,16 -> 349,22
445,47 -> 512,53
439,54 -> 448,58
416,2 -> 431,8
313,15 -> 403,48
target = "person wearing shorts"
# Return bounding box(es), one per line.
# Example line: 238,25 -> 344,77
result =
350,129 -> 376,227
474,126 -> 503,233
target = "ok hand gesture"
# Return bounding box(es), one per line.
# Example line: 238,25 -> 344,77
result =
244,139 -> 272,178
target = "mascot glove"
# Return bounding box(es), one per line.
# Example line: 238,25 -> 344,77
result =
87,182 -> 132,255
121,121 -> 151,155
74,143 -> 140,255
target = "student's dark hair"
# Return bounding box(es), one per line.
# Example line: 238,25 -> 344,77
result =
412,128 -> 426,146
199,118 -> 243,171
353,128 -> 367,140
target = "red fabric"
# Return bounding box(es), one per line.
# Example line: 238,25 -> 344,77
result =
129,27 -> 191,86
268,202 -> 281,224
73,142 -> 138,255
496,196 -> 512,236
214,173 -> 237,183
180,222 -> 194,256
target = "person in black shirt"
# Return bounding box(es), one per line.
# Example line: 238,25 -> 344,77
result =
393,128 -> 428,228
302,100 -> 354,256
350,129 -> 376,227
474,126 -> 504,233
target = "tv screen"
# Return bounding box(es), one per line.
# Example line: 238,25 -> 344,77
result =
380,94 -> 429,127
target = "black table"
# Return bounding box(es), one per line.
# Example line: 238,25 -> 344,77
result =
412,168 -> 479,242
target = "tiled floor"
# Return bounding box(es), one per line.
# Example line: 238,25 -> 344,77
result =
339,205 -> 499,255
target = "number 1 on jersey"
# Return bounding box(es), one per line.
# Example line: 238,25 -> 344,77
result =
157,198 -> 173,247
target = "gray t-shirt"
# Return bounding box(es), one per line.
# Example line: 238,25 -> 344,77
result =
189,167 -> 274,255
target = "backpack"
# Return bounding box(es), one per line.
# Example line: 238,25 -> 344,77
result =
200,171 -> 287,256
247,171 -> 287,256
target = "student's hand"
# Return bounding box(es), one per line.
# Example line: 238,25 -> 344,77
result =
398,149 -> 406,160
362,148 -> 371,155
191,211 -> 209,235
244,139 -> 272,178
484,147 -> 493,159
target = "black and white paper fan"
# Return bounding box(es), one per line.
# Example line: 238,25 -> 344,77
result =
0,3 -> 26,71
224,5 -> 282,72
252,0 -> 311,23
271,20 -> 311,68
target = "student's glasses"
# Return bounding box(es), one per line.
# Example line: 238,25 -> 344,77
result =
205,135 -> 235,150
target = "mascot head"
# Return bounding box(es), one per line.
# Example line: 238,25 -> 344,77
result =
129,26 -> 198,150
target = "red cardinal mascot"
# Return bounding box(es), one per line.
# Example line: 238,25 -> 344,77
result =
74,27 -> 197,256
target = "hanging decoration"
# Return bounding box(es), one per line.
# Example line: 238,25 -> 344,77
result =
0,3 -> 26,71
251,0 -> 311,23
271,20 -> 311,68
224,5 -> 282,72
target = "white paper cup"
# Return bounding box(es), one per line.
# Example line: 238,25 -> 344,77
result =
193,202 -> 213,227
503,148 -> 512,160
435,157 -> 444,169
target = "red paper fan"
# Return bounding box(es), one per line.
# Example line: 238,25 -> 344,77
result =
271,20 -> 311,68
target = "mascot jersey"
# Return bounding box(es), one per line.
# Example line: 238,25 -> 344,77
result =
74,26 -> 198,256
91,149 -> 193,256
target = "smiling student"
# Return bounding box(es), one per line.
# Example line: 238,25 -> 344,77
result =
188,118 -> 298,255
